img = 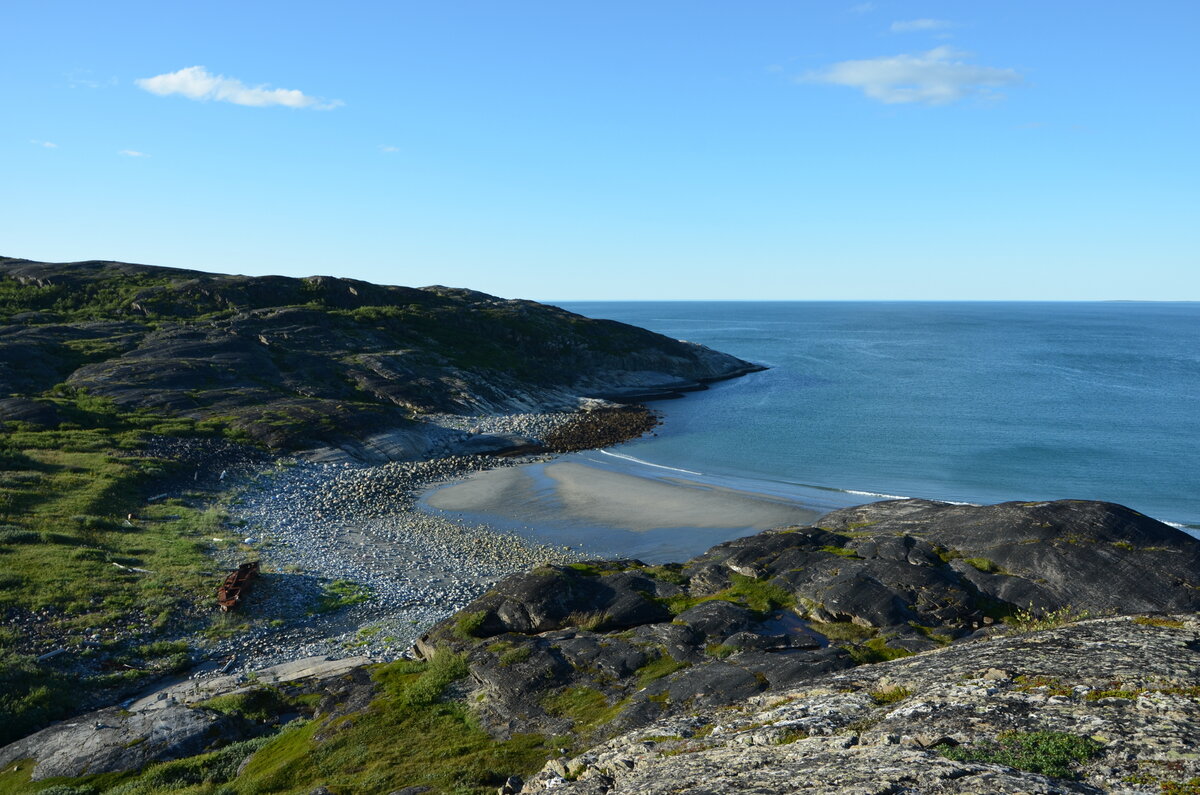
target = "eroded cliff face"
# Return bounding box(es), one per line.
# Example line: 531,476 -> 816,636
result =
524,615 -> 1200,794
0,257 -> 760,454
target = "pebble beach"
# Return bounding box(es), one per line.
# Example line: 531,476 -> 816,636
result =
198,410 -> 617,670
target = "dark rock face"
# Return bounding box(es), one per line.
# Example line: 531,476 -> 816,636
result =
815,498 -> 1200,616
458,563 -> 677,637
418,499 -> 1200,745
0,257 -> 760,455
417,559 -> 855,741
0,397 -> 60,427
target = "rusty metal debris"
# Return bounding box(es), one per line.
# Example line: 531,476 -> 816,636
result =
217,561 -> 259,612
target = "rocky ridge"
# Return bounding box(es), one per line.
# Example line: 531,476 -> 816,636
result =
0,257 -> 760,459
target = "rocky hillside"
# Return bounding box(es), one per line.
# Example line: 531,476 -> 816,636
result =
3,498 -> 1198,794
0,256 -> 760,455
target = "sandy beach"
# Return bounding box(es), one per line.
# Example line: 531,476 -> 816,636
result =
421,455 -> 822,562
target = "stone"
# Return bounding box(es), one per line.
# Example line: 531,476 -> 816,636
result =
523,615 -> 1200,793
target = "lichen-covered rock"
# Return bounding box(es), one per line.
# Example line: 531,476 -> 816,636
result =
526,615 -> 1200,793
0,655 -> 372,781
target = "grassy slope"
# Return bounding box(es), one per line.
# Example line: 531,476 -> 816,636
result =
0,393 -> 239,745
0,653 -> 558,795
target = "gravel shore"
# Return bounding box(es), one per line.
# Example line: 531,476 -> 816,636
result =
196,411 -> 609,672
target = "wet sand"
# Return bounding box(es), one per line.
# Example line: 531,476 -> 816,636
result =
421,457 -> 822,562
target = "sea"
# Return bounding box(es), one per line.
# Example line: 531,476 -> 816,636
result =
557,301 -> 1200,534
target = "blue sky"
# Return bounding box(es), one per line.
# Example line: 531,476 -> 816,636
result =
4,1 -> 1197,300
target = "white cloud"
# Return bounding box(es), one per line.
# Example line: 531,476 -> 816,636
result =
802,46 -> 1022,105
31,139 -> 58,148
119,150 -> 150,157
135,66 -> 342,110
891,19 -> 955,33
849,3 -> 876,14
379,145 -> 400,153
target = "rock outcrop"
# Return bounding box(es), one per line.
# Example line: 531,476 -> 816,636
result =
523,614 -> 1200,793
0,257 -> 761,457
0,656 -> 371,781
415,499 -> 1200,746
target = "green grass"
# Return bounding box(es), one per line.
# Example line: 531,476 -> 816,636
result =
937,730 -> 1103,780
0,393 -> 247,745
659,573 -> 794,617
312,579 -> 372,613
454,610 -> 488,639
819,544 -> 863,559
868,685 -> 912,705
633,563 -> 688,586
199,688 -> 295,723
16,651 -> 560,795
1003,604 -> 1091,635
963,557 -> 1005,574
499,647 -> 532,666
635,654 -> 688,687
908,622 -> 954,645
704,643 -> 737,659
801,619 -> 912,662
1134,616 -> 1184,628
844,637 -> 914,664
541,686 -> 627,737
564,610 -> 611,632
806,620 -> 874,643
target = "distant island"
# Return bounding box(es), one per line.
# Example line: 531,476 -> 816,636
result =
2,258 -> 1199,794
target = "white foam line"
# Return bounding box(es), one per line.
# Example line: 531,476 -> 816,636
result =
845,488 -> 910,500
595,449 -> 704,476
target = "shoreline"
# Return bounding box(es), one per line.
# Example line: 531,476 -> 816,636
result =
190,395 -> 1200,678
419,455 -> 828,564
196,398 -> 827,673
193,404 -> 666,671
206,451 -> 582,670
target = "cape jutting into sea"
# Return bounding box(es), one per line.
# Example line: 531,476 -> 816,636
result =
558,301 -> 1200,534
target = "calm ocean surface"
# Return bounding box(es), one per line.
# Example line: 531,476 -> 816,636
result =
558,302 -> 1200,531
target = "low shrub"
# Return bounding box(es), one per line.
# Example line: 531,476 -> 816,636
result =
454,610 -> 489,639
938,730 -> 1103,779
1004,604 -> 1091,634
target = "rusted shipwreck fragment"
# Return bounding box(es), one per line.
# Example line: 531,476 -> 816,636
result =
216,561 -> 259,612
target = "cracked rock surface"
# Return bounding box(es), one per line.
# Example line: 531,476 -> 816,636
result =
526,615 -> 1200,794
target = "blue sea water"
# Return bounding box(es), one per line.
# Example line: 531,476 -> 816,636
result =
558,302 -> 1200,531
